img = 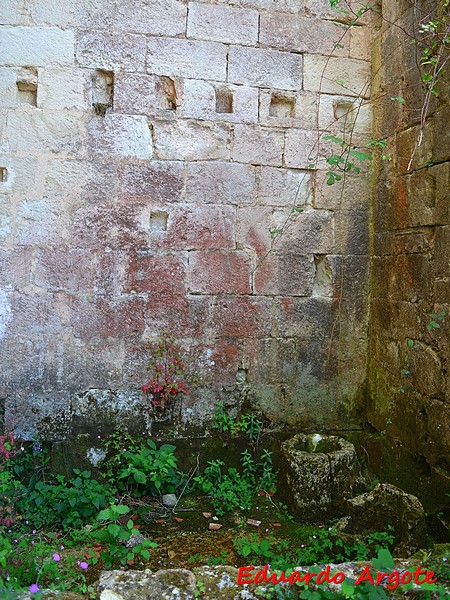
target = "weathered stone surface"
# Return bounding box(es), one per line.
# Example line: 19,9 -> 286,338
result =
260,12 -> 349,55
76,30 -> 147,71
147,38 -> 227,80
114,0 -> 187,36
97,568 -> 196,600
7,111 -> 81,154
122,161 -> 185,201
256,167 -> 312,207
88,115 -> 152,159
210,295 -> 273,338
29,0 -> 113,28
152,120 -> 231,161
15,199 -> 68,245
232,124 -> 284,166
124,252 -> 187,295
337,483 -> 427,556
38,67 -> 89,110
253,253 -> 314,296
186,161 -> 255,204
0,26 -> 74,66
304,55 -> 371,97
0,67 -> 18,107
228,45 -> 302,90
0,153 -> 42,197
189,250 -> 251,294
283,128 -> 320,169
32,247 -> 94,293
187,2 -> 259,45
114,73 -> 158,115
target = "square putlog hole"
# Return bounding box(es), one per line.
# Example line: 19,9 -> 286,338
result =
149,211 -> 168,232
92,69 -> 114,115
269,93 -> 295,118
333,100 -> 355,127
215,87 -> 233,114
16,67 -> 38,106
155,76 -> 177,111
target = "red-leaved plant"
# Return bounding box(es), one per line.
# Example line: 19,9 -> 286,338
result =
141,335 -> 191,410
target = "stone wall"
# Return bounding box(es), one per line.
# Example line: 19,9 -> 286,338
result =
369,0 -> 450,509
0,0 -> 373,439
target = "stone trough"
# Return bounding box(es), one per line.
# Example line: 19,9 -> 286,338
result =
281,433 -> 365,521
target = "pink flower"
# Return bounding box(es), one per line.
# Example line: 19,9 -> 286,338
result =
53,553 -> 61,562
78,561 -> 88,570
29,584 -> 40,593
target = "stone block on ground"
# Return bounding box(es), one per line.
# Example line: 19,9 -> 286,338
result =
336,483 -> 427,556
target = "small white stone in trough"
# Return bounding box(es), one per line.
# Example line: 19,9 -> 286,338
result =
246,519 -> 261,527
162,493 -> 177,508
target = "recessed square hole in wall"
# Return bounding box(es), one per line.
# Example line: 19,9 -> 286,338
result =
0,168 -> 7,183
16,67 -> 38,106
155,76 -> 177,111
333,100 -> 355,127
215,87 -> 233,114
269,93 -> 295,118
149,211 -> 168,232
92,69 -> 114,115
312,254 -> 333,297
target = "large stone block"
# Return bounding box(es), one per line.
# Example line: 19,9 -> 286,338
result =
260,13 -> 349,56
232,124 -> 284,166
29,0 -> 113,28
32,248 -> 94,293
236,206 -> 275,255
7,290 -> 63,339
70,296 -> 146,340
0,0 -> 28,25
114,0 -> 187,36
152,120 -> 231,161
228,46 -> 302,91
180,79 -> 259,124
7,110 -> 81,154
253,252 -> 314,296
284,128 -> 320,169
38,68 -> 89,110
15,199 -> 68,246
44,158 -> 120,204
76,31 -> 147,71
124,252 -> 187,295
186,161 -> 255,204
114,73 -> 162,116
147,38 -> 227,81
87,115 -> 152,159
313,170 -> 371,210
0,155 -> 39,196
189,250 -> 251,294
210,295 -> 273,338
274,295 -> 336,338
122,161 -> 185,202
256,167 -> 312,207
0,68 -> 18,107
0,26 -> 74,66
304,55 -> 371,97
187,2 -> 258,45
